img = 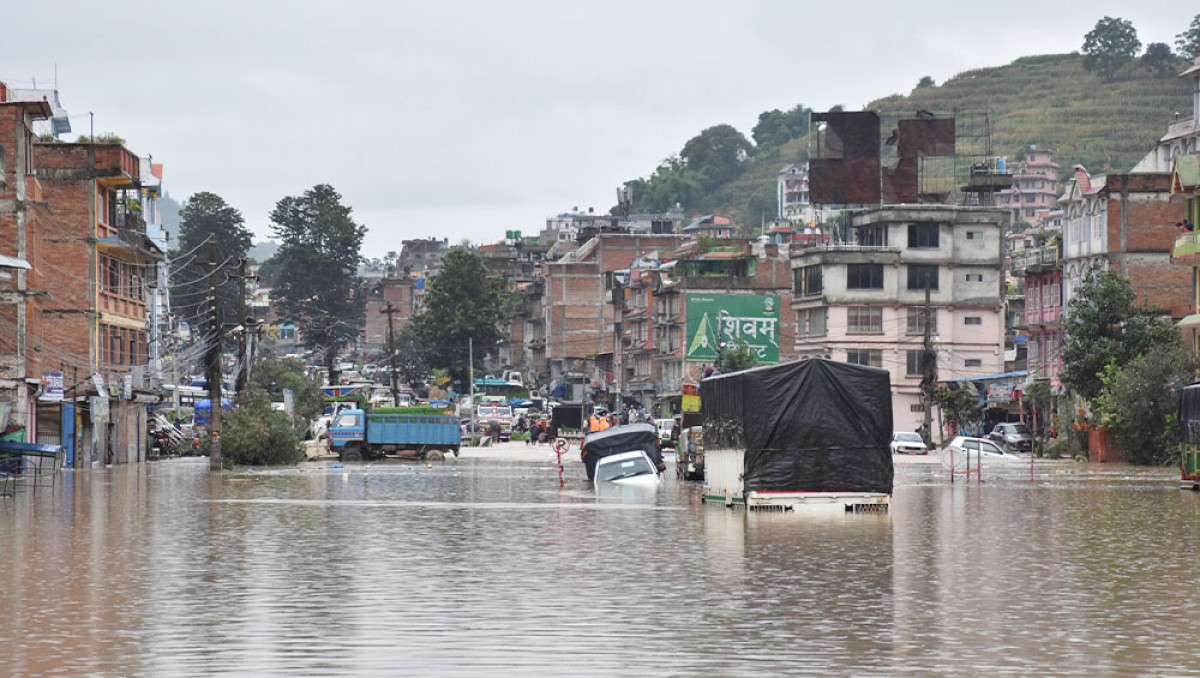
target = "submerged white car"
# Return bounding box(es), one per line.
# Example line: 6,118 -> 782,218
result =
941,436 -> 1025,465
593,450 -> 663,487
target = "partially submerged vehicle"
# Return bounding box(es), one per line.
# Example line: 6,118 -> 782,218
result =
593,450 -> 662,487
702,359 -> 893,513
579,423 -> 665,481
1180,382 -> 1200,490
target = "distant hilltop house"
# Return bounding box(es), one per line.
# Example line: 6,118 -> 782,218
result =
681,215 -> 735,238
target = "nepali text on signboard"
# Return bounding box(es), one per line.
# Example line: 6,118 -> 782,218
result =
685,293 -> 780,364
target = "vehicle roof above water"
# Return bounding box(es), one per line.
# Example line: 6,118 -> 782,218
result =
581,423 -> 659,452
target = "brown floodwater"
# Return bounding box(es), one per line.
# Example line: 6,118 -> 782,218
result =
2,455 -> 1198,676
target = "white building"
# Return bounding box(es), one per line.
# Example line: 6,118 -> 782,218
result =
790,205 -> 1008,430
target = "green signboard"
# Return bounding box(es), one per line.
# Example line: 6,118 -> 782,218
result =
685,293 -> 780,363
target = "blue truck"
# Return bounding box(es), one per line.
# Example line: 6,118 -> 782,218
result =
329,408 -> 461,462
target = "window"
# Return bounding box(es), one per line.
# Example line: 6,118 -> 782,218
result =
906,308 -> 937,335
910,404 -> 925,412
966,231 -> 980,240
846,349 -> 882,368
794,265 -> 823,296
858,226 -> 887,247
847,306 -> 883,334
907,265 -> 939,291
965,359 -> 982,367
964,316 -> 982,325
847,264 -> 884,289
907,222 -> 940,248
797,308 -> 827,337
965,273 -> 983,282
906,350 -> 926,377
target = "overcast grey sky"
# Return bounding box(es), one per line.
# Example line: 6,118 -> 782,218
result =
3,1 -> 1193,256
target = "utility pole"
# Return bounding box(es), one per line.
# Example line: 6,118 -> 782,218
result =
206,241 -> 223,471
468,337 -> 475,434
921,274 -> 937,447
381,301 -> 399,406
233,257 -> 250,394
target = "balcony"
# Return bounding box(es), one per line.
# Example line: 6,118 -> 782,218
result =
1172,232 -> 1200,264
1010,244 -> 1061,275
93,144 -> 141,187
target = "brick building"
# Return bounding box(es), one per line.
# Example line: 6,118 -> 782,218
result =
33,140 -> 163,466
0,88 -> 51,443
542,232 -> 686,406
1059,167 -> 1188,317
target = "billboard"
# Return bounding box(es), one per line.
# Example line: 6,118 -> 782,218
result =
685,293 -> 780,364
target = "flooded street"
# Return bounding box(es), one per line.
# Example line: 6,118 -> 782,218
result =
3,448 -> 1200,676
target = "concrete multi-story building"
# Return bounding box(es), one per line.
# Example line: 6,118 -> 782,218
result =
397,237 -> 450,276
777,164 -> 815,225
1011,236 -> 1064,391
998,146 -> 1060,227
790,205 -> 1008,430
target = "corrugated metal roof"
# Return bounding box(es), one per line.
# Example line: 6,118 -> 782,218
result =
0,254 -> 31,270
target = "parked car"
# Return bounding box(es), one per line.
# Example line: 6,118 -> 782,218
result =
941,436 -> 1024,464
987,423 -> 1034,452
890,431 -> 928,455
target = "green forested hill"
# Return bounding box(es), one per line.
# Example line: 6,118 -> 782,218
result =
870,53 -> 1191,172
625,53 -> 1193,229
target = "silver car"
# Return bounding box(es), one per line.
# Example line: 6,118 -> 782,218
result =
988,423 -> 1034,452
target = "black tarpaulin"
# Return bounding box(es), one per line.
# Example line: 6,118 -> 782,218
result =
1179,382 -> 1200,444
702,359 -> 893,494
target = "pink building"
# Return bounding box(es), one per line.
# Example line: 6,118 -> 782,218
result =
998,146 -> 1060,227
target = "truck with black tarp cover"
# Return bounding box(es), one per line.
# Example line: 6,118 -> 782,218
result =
702,358 -> 893,512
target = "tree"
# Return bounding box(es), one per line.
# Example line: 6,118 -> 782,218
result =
248,357 -> 324,423
1060,266 -> 1179,401
1142,42 -> 1177,74
1091,345 -> 1199,465
1082,16 -> 1141,81
408,249 -> 510,393
269,184 -> 366,384
1177,13 -> 1200,60
170,192 -> 252,335
393,325 -> 431,390
916,75 -> 935,88
222,385 -> 304,467
717,340 -> 758,373
680,124 -> 754,189
932,385 -> 982,437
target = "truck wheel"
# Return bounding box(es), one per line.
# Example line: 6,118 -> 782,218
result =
342,444 -> 363,463
425,449 -> 446,462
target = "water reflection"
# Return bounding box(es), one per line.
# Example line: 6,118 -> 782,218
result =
2,458 -> 1200,675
